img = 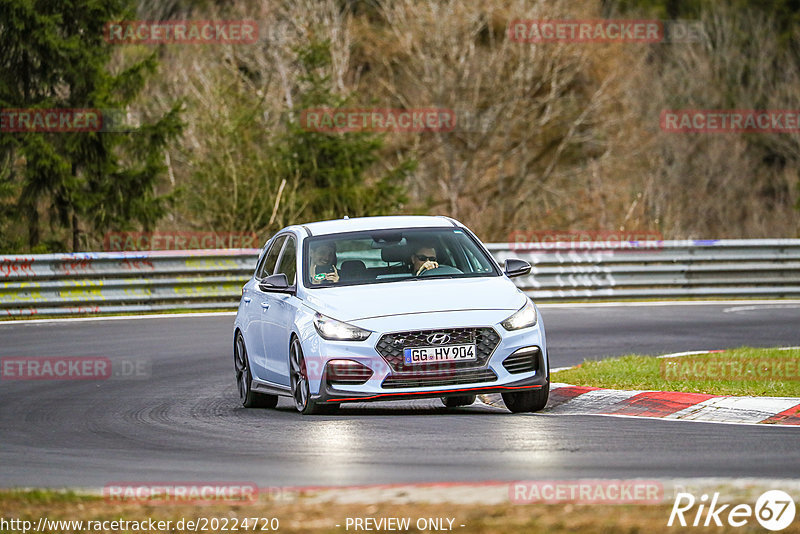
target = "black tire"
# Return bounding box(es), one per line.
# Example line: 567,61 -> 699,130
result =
502,384 -> 549,413
442,394 -> 476,407
234,332 -> 278,408
289,337 -> 339,415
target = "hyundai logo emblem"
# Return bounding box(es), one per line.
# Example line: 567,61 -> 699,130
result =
426,333 -> 451,345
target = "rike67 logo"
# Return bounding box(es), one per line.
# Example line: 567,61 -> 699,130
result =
669,490 -> 796,531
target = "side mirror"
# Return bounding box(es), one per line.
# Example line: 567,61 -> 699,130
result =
504,258 -> 531,278
259,273 -> 292,293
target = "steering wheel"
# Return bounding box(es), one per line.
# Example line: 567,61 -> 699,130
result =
419,265 -> 463,276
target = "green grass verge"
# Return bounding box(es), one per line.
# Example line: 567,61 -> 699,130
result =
551,346 -> 800,397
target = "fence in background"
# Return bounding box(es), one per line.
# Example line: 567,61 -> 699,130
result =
2,240 -> 800,316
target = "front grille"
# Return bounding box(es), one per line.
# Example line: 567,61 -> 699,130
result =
382,368 -> 498,389
502,347 -> 541,374
375,327 -> 501,373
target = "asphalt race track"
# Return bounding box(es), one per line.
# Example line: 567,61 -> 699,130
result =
0,302 -> 799,488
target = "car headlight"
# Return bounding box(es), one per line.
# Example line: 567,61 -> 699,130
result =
501,299 -> 537,330
313,313 -> 372,341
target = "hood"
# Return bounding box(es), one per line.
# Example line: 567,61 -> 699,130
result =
302,276 -> 526,322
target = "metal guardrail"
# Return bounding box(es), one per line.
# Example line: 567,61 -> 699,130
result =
2,239 -> 800,316
488,239 -> 800,301
0,249 -> 259,316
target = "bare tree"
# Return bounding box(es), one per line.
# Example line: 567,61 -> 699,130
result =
634,5 -> 800,238
358,0 -> 653,240
138,0 -> 800,242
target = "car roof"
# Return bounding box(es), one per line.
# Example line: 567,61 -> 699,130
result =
294,215 -> 460,237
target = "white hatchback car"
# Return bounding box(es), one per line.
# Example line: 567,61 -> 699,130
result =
233,215 -> 549,414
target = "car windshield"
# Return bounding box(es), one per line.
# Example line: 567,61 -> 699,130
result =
303,227 -> 499,288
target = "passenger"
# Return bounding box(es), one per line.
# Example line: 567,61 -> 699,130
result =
310,242 -> 339,284
409,243 -> 439,276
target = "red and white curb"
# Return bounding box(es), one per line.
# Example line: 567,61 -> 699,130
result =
543,348 -> 800,427
545,384 -> 800,426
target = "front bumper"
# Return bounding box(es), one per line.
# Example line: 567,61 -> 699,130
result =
299,304 -> 550,403
314,370 -> 548,404
301,313 -> 549,405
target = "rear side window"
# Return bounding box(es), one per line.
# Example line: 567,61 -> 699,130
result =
256,235 -> 286,279
276,237 -> 297,285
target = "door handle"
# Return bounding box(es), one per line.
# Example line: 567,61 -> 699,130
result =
261,302 -> 270,310
243,296 -> 252,303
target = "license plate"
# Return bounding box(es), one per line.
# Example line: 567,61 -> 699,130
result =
403,344 -> 476,364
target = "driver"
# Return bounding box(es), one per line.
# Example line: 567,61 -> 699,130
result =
309,241 -> 339,284
409,243 -> 439,276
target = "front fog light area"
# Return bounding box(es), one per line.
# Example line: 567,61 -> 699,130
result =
501,299 -> 537,331
502,346 -> 541,374
326,359 -> 373,385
